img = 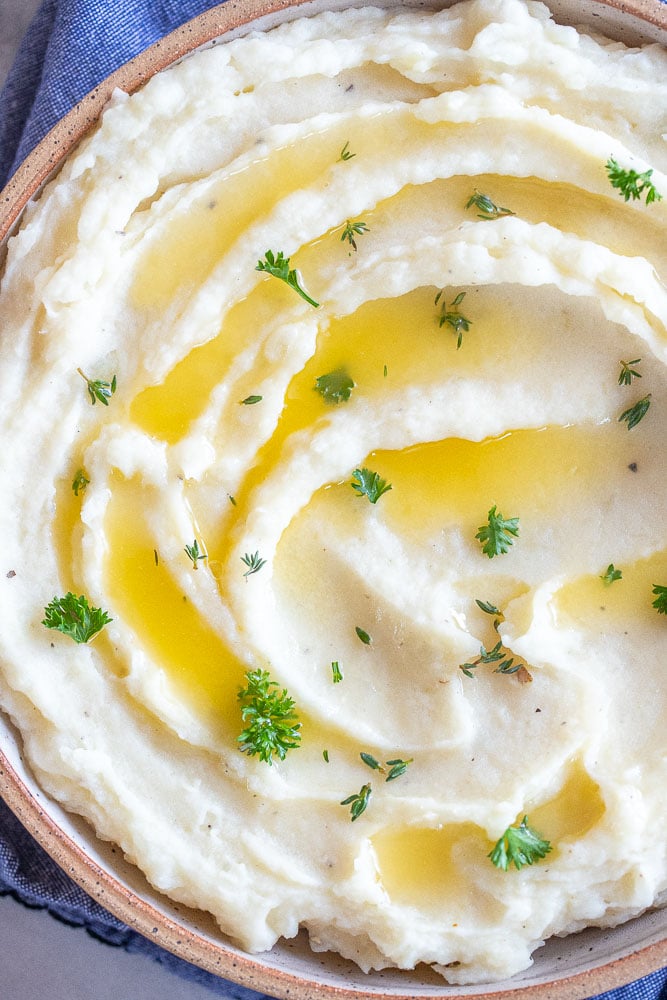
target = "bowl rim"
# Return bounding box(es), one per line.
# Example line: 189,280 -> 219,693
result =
1,0 -> 666,996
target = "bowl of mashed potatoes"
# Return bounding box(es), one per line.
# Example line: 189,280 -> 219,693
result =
0,0 -> 665,996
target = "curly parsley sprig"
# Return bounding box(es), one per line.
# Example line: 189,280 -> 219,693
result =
652,585 -> 667,615
42,593 -> 112,644
237,668 -> 301,764
476,506 -> 520,558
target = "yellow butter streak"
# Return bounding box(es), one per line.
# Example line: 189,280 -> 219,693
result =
367,422 -> 635,538
103,474 -> 245,725
372,763 -> 605,907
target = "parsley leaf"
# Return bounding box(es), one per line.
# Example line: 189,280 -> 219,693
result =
652,585 -> 667,615
351,467 -> 392,504
237,668 -> 301,764
314,369 -> 355,404
256,250 -> 319,308
71,469 -> 89,496
600,563 -> 622,585
476,506 -> 520,558
488,816 -> 552,871
42,593 -> 112,644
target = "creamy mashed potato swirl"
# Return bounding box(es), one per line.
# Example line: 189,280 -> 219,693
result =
0,0 -> 666,983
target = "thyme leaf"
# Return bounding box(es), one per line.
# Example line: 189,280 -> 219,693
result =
619,394 -> 651,430
77,368 -> 117,406
606,157 -> 662,205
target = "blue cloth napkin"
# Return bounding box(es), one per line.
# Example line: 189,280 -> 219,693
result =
0,3 -> 666,999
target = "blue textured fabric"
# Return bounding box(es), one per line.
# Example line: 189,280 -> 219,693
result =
0,2 -> 666,998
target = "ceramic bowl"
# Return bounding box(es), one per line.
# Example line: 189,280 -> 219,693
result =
0,1 -> 666,997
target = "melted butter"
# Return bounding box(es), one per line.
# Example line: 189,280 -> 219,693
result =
284,288 -> 446,418
366,422 -> 632,540
527,762 -> 606,845
556,549 -> 667,628
131,134 -> 333,309
53,462 -> 87,593
129,285 -> 285,443
371,823 -> 502,915
104,474 -> 245,723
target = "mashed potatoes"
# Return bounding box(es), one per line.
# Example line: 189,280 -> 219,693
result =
0,0 -> 666,984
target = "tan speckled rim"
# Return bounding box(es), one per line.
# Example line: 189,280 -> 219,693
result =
1,1 -> 667,997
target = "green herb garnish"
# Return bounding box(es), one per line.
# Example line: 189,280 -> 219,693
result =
184,539 -> 207,569
488,816 -> 552,871
462,600 -> 532,681
359,752 -> 412,781
465,191 -> 515,220
351,467 -> 392,504
340,782 -> 372,821
237,668 -> 301,764
476,506 -> 520,558
314,369 -> 355,404
77,368 -> 117,406
434,290 -> 472,348
618,358 -> 642,386
241,551 -> 266,577
331,660 -> 343,683
338,141 -> 356,162
600,563 -> 622,586
341,220 -> 369,252
71,469 -> 89,496
42,593 -> 112,644
240,394 -> 263,405
460,639 -> 523,678
605,157 -> 662,205
256,250 -> 319,308
652,585 -> 667,615
355,626 -> 372,645
619,394 -> 651,430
